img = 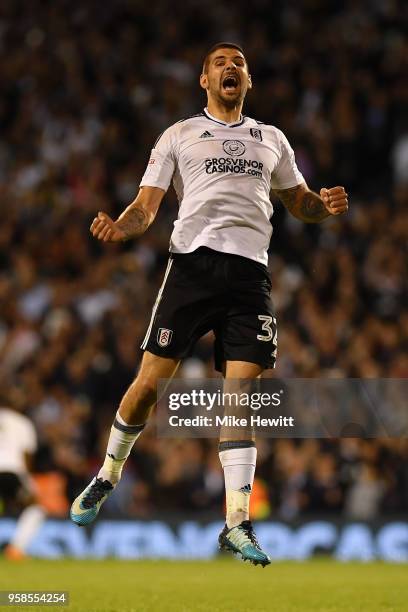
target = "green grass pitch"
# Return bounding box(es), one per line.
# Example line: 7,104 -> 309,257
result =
0,558 -> 407,612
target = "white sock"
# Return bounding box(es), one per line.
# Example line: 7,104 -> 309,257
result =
98,411 -> 145,485
11,505 -> 45,553
219,442 -> 257,528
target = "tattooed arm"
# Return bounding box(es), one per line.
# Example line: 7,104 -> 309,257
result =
90,186 -> 165,242
273,183 -> 348,223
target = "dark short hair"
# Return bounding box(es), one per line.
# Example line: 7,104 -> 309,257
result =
202,42 -> 246,73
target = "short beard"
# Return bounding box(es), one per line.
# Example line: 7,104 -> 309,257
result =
215,90 -> 245,109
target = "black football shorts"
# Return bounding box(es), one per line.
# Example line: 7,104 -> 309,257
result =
141,247 -> 277,372
0,472 -> 28,502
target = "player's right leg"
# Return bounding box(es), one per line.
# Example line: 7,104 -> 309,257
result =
71,248 -> 224,526
70,351 -> 179,526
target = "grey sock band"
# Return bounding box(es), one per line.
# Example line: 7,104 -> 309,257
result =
113,419 -> 146,434
219,440 -> 256,452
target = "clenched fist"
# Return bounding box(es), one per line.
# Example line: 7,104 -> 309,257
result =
90,212 -> 126,242
320,186 -> 349,216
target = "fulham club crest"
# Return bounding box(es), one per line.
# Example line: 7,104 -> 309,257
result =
250,128 -> 263,142
157,328 -> 173,347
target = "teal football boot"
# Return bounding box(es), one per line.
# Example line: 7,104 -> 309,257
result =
219,520 -> 271,567
70,477 -> 114,526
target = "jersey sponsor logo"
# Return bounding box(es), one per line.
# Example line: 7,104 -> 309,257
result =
205,157 -> 263,177
250,128 -> 263,142
199,131 -> 214,138
223,140 -> 246,156
157,328 -> 173,347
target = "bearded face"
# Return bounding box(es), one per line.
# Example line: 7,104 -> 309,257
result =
201,48 -> 252,109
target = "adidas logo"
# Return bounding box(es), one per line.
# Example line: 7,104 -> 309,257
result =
240,484 -> 252,493
199,131 -> 214,138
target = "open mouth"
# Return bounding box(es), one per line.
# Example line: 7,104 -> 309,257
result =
222,74 -> 239,92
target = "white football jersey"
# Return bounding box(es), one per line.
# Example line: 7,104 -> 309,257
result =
0,408 -> 37,475
140,107 -> 304,265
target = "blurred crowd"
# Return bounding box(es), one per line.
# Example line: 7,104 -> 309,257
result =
0,0 -> 407,519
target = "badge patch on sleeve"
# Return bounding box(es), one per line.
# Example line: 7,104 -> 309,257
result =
157,328 -> 173,347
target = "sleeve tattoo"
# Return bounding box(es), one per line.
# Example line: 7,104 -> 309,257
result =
273,185 -> 330,223
116,206 -> 150,240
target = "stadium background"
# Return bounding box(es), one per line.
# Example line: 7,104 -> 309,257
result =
1,0 -> 407,561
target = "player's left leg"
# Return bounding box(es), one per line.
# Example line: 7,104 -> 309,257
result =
218,360 -> 271,567
2,475 -> 45,560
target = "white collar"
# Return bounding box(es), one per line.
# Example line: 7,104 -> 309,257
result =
204,107 -> 245,127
